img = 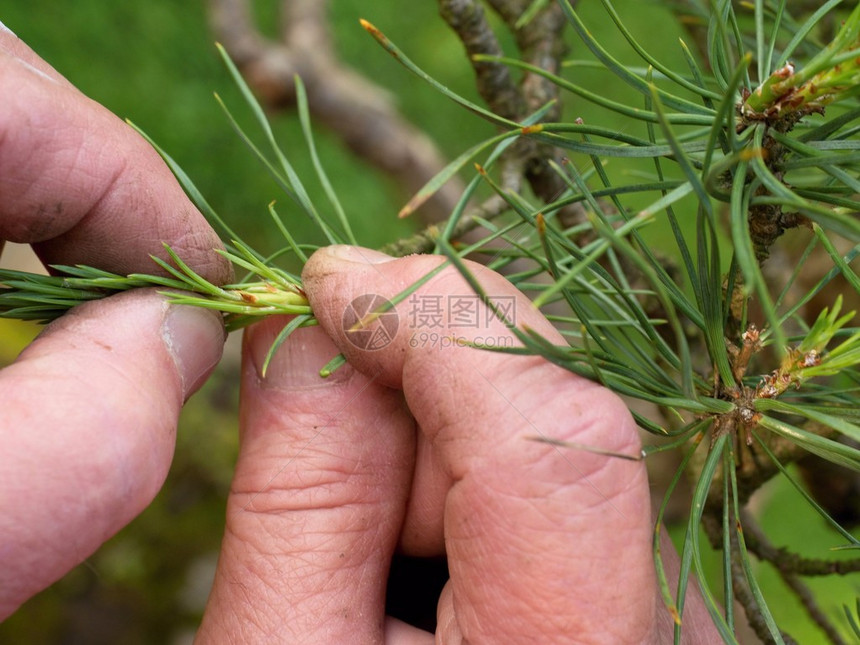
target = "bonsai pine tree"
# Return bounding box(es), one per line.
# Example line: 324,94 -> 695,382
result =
4,1 -> 860,641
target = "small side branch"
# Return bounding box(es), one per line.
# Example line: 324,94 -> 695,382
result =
438,0 -> 526,120
742,508 -> 860,577
704,514 -> 800,644
440,0 -> 585,228
380,194 -> 510,257
741,510 -> 849,645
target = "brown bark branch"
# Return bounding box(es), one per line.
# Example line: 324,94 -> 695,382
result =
440,0 -> 586,230
438,0 -> 526,120
741,507 -> 860,577
380,194 -> 510,257
484,0 -> 565,117
739,510 -> 849,645
702,514 -> 800,645
209,0 -> 465,224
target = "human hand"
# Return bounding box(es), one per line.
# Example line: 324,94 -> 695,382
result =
0,25 -> 230,618
198,246 -> 718,643
0,21 -> 717,641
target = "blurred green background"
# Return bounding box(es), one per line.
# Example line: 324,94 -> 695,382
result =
2,1 -> 859,643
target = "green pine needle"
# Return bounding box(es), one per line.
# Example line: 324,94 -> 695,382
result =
3,5 -> 860,639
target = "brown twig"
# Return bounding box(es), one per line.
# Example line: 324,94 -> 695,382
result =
740,507 -> 860,578
740,510 -> 850,645
779,573 -> 848,645
730,552 -> 800,645
703,493 -> 855,644
208,0 -> 465,224
484,0 -> 565,115
702,514 -> 800,645
486,0 -> 581,215
439,0 -> 586,228
438,0 -> 525,120
380,193 -> 510,257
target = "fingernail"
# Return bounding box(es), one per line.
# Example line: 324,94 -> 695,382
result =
0,19 -> 16,36
161,305 -> 226,399
247,318 -> 346,388
325,245 -> 395,264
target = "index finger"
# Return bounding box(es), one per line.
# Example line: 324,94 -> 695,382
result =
0,29 -> 230,283
303,245 -> 656,643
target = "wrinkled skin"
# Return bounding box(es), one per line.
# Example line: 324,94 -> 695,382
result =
0,22 -> 229,619
1,22 -> 718,644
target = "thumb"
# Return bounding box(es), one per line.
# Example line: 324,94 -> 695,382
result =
199,318 -> 416,643
0,291 -> 224,618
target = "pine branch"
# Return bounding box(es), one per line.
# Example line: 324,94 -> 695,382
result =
438,0 -> 526,120
740,510 -> 850,645
6,3 -> 860,640
703,514 -> 800,645
441,0 -> 587,228
741,508 -> 860,577
0,245 -> 311,332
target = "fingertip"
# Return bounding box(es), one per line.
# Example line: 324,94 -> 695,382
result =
301,246 -> 448,388
0,53 -> 231,282
317,244 -> 397,265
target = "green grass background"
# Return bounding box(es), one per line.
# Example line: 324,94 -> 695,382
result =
1,1 -> 858,642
